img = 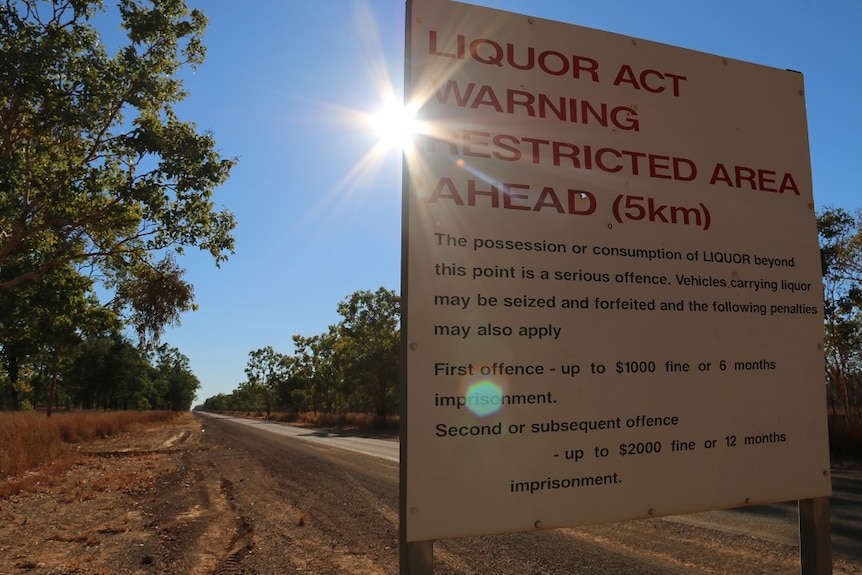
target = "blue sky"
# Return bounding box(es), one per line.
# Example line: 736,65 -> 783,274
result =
150,0 -> 862,404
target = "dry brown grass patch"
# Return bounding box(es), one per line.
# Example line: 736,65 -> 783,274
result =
294,411 -> 399,430
0,452 -> 83,498
0,411 -> 181,487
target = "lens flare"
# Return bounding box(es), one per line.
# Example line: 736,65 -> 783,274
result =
464,379 -> 504,417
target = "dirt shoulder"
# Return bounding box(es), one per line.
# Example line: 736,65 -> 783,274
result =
0,413 -> 400,575
2,414 -> 858,575
0,414 -> 230,574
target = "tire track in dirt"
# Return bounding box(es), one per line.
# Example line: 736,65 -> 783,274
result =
199,416 -> 400,574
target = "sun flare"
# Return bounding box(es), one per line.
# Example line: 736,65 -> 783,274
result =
297,1 -> 438,237
367,98 -> 421,151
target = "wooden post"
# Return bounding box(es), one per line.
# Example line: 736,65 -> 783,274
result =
799,496 -> 831,574
399,2 -> 431,573
401,541 -> 433,575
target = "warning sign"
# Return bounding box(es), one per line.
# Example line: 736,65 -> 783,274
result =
401,0 -> 831,543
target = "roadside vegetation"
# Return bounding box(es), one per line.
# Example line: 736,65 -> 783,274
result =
2,339 -> 202,413
215,410 -> 399,433
0,410 -> 179,494
0,0 -> 234,413
821,207 -> 862,459
200,288 -> 400,427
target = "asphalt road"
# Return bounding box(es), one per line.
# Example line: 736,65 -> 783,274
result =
199,412 -> 862,572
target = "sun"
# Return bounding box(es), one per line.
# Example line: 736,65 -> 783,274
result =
367,97 -> 421,151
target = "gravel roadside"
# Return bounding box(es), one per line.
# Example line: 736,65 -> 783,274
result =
1,413 -> 859,575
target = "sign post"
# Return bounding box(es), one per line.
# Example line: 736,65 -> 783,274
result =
400,0 -> 832,570
800,496 -> 832,574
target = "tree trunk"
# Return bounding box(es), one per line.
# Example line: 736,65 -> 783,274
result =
5,354 -> 20,410
47,363 -> 58,417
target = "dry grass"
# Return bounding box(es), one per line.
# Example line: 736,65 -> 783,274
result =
288,411 -> 398,431
0,453 -> 83,498
225,410 -> 400,431
0,411 -> 179,481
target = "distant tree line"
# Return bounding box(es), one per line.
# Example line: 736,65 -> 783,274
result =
200,287 -> 400,422
0,334 -> 199,412
204,214 -> 862,430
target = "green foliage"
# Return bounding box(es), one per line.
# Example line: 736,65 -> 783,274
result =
239,346 -> 291,417
113,253 -> 196,346
0,0 -> 235,289
64,334 -> 150,409
201,392 -> 231,412
59,334 -> 198,411
0,0 -> 231,410
292,331 -> 342,414
0,261 -> 117,408
202,288 -> 401,424
151,343 -> 199,410
819,206 -> 862,424
333,287 -> 400,419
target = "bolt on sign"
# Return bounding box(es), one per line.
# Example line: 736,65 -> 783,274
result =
401,0 -> 831,543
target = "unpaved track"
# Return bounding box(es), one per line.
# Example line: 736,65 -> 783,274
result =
1,413 -> 860,574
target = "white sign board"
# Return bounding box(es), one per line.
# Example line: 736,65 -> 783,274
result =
402,0 -> 831,543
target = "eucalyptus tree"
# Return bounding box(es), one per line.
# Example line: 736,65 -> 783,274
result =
819,207 -> 862,424
292,330 -> 342,414
334,287 -> 400,422
64,333 -> 150,409
0,258 -> 117,409
203,288 -> 402,421
0,0 -> 235,349
243,346 -> 291,418
150,343 -> 199,410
